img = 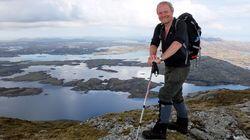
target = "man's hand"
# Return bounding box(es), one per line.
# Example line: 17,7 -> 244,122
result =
154,57 -> 162,64
147,55 -> 157,66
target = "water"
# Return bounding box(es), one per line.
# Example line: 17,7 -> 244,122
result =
151,83 -> 249,96
0,48 -> 148,63
0,63 -> 156,82
0,79 -> 248,121
0,80 -> 157,121
0,48 -> 249,121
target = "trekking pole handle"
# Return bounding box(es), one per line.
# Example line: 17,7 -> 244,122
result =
151,61 -> 159,76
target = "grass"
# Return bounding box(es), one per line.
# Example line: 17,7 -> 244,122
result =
0,117 -> 108,140
107,109 -> 158,127
187,89 -> 250,110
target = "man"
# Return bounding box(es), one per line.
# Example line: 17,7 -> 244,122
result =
142,1 -> 190,139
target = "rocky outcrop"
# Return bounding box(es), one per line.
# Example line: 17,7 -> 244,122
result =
87,89 -> 250,140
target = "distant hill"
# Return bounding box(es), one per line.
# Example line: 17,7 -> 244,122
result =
158,56 -> 250,86
187,56 -> 250,86
201,37 -> 223,42
201,39 -> 250,69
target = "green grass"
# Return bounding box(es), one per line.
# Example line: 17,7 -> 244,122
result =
0,117 -> 108,140
187,89 -> 250,110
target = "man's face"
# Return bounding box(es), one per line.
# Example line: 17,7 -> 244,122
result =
157,4 -> 173,24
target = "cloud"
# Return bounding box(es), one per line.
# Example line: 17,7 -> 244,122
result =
172,0 -> 217,23
218,3 -> 250,18
0,0 -> 83,22
0,21 -> 85,29
0,0 -> 245,29
0,0 -> 213,29
0,0 -> 249,41
0,0 -> 159,28
208,23 -> 226,30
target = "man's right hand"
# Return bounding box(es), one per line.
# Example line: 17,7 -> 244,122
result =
147,55 -> 157,66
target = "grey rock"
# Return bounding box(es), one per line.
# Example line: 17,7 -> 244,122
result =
191,107 -> 248,139
235,101 -> 250,113
190,128 -> 214,140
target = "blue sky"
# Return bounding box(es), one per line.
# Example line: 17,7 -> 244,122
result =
0,0 -> 249,41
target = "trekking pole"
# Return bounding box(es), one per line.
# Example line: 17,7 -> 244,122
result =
136,61 -> 159,140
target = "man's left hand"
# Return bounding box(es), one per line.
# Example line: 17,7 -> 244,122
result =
155,57 -> 162,64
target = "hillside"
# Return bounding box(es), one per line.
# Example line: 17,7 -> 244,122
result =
156,56 -> 250,86
1,89 -> 249,140
187,56 -> 250,86
201,40 -> 250,69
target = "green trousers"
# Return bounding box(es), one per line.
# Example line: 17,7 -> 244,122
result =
158,66 -> 190,104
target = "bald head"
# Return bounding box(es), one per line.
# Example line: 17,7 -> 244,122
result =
157,1 -> 174,13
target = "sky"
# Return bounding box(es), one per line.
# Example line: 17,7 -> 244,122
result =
0,0 -> 249,41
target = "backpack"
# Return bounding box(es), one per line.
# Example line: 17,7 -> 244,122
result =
176,13 -> 202,60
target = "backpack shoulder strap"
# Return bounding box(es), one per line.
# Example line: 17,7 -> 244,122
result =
175,18 -> 180,31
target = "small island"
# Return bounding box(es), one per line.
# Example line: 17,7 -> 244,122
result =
3,71 -> 64,86
71,77 -> 160,98
0,87 -> 43,97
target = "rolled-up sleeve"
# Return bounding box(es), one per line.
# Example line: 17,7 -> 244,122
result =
150,24 -> 162,47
